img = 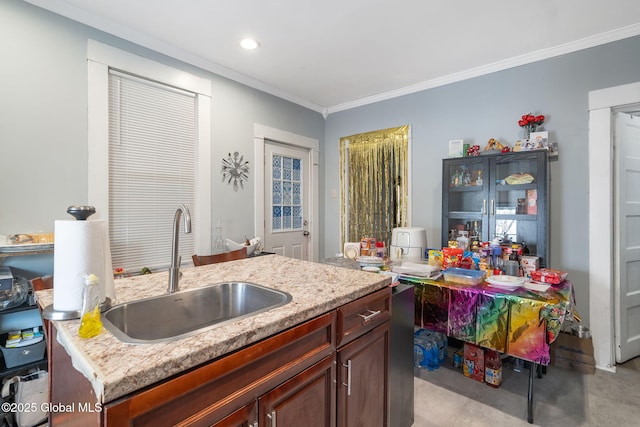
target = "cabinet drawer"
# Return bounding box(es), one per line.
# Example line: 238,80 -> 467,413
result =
337,287 -> 391,347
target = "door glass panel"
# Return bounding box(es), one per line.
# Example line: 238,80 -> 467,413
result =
494,154 -> 539,246
447,163 -> 485,214
272,154 -> 303,232
494,156 -> 538,185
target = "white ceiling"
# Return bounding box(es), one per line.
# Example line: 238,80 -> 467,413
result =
24,0 -> 640,115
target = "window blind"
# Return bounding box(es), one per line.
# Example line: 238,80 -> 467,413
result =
108,70 -> 197,273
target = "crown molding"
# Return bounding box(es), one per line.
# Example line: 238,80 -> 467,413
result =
326,23 -> 640,115
23,1 -> 640,118
23,0 -> 326,114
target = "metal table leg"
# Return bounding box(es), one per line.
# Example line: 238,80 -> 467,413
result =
527,362 -> 536,423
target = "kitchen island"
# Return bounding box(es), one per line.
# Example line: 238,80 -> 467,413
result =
38,254 -> 392,426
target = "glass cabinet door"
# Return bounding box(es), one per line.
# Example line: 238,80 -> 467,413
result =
442,157 -> 489,243
490,151 -> 548,263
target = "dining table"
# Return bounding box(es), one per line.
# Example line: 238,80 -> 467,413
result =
402,274 -> 574,424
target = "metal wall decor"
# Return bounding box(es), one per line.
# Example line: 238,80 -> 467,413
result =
222,151 -> 249,191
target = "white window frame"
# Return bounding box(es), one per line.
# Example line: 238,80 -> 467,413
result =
87,39 -> 212,257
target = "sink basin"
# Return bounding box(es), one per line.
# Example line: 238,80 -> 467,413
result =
103,282 -> 292,344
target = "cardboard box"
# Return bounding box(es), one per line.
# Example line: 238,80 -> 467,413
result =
550,331 -> 595,374
463,342 -> 484,382
526,190 -> 537,215
520,256 -> 540,270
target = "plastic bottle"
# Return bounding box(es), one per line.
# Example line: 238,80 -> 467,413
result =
433,331 -> 448,364
414,329 -> 438,370
414,343 -> 426,368
456,231 -> 469,251
212,219 -> 227,254
78,274 -> 103,339
484,349 -> 503,388
423,339 -> 438,371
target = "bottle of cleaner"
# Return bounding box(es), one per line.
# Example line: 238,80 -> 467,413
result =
78,274 -> 103,338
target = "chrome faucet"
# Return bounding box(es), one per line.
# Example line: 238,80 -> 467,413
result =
168,204 -> 192,293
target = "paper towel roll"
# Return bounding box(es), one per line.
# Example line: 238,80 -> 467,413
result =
53,220 -> 114,312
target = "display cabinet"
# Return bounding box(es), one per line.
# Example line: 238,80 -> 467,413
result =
442,150 -> 549,266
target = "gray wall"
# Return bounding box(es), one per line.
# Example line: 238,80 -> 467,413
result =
0,0 -> 325,277
325,35 -> 640,326
4,1 -> 640,327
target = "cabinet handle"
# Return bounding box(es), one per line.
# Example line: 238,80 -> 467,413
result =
482,199 -> 487,215
491,199 -> 495,215
266,410 -> 277,427
342,360 -> 352,396
357,309 -> 381,322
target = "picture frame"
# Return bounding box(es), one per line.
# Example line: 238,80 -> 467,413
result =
448,139 -> 464,158
529,131 -> 549,150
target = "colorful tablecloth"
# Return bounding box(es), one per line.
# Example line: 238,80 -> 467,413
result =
407,277 -> 574,364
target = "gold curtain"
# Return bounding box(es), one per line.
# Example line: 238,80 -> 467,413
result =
339,125 -> 409,248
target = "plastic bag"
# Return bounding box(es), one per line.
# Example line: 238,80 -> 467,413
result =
1,370 -> 48,427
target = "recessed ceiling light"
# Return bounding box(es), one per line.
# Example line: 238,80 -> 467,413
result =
240,38 -> 260,50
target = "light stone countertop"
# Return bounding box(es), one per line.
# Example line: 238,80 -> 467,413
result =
36,254 -> 390,403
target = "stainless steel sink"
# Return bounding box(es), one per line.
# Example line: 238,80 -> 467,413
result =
103,282 -> 292,344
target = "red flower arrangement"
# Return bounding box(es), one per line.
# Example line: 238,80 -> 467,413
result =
518,113 -> 545,137
466,144 -> 480,156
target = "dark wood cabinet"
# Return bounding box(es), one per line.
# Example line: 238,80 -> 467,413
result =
258,355 -> 336,427
336,287 -> 391,427
102,311 -> 335,426
48,287 -> 391,427
212,401 -> 257,427
337,324 -> 389,427
442,150 -> 550,266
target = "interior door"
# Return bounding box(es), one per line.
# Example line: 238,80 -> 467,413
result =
614,110 -> 640,363
264,140 -> 310,260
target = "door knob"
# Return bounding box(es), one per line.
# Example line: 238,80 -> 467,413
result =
303,231 -> 310,236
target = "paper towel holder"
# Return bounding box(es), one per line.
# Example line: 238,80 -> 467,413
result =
42,298 -> 112,321
67,205 -> 96,221
42,205 -> 112,320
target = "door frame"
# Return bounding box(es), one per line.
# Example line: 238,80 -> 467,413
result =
254,124 -> 320,262
588,81 -> 640,372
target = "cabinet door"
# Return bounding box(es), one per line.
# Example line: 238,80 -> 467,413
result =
490,151 -> 548,265
337,323 -> 389,427
259,355 -> 336,427
442,156 -> 490,246
212,401 -> 257,427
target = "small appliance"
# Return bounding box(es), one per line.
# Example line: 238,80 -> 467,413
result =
390,227 -> 427,261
